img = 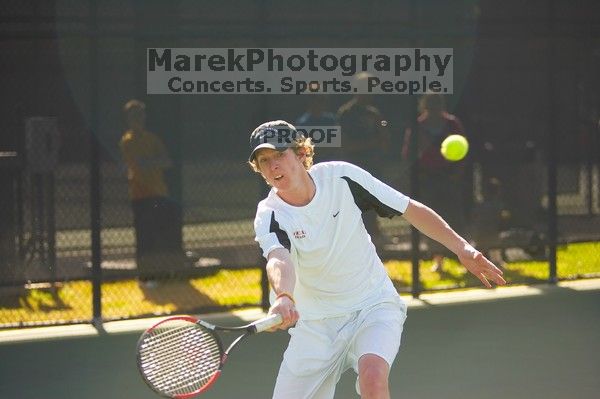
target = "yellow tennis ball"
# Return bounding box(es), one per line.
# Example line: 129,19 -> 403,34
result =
441,134 -> 469,161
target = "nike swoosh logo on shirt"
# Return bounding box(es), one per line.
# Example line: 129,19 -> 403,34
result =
333,211 -> 340,218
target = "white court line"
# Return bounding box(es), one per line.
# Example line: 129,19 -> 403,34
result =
404,285 -> 545,308
406,278 -> 600,308
102,308 -> 266,334
0,308 -> 266,345
1,279 -> 598,345
558,278 -> 600,291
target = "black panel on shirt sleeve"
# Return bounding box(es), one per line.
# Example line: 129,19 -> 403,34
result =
341,176 -> 404,218
269,211 -> 291,251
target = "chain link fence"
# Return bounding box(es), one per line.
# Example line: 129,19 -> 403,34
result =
1,0 -> 599,328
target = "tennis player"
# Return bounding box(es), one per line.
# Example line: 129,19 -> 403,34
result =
249,120 -> 506,399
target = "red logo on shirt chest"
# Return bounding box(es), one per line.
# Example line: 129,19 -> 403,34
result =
293,230 -> 306,239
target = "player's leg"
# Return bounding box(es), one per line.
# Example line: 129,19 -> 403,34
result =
357,353 -> 390,399
272,316 -> 354,399
272,360 -> 342,399
351,299 -> 406,398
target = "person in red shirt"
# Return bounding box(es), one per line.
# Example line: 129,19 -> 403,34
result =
403,94 -> 468,273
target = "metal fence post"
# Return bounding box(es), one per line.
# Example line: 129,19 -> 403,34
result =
409,0 -> 421,298
89,0 -> 103,325
257,0 -> 271,311
547,0 -> 558,284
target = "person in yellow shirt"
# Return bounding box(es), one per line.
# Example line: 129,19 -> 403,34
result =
119,99 -> 175,283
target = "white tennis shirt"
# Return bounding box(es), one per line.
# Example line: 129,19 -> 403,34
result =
254,161 -> 410,320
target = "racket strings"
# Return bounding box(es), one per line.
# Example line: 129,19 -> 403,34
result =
139,321 -> 222,396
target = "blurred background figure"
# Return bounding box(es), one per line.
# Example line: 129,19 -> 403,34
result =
470,177 -> 510,268
296,94 -> 338,162
402,93 -> 468,272
296,92 -> 337,127
337,73 -> 391,249
119,99 -> 182,286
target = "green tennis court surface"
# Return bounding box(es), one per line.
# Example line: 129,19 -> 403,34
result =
1,282 -> 598,399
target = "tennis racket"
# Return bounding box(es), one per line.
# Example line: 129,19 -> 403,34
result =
136,313 -> 283,398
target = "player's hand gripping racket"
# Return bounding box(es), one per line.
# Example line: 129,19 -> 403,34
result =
136,313 -> 283,398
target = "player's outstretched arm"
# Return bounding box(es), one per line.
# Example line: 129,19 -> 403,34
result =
402,199 -> 506,288
266,248 -> 299,329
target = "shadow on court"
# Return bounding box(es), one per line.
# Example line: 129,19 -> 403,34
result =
0,285 -> 598,399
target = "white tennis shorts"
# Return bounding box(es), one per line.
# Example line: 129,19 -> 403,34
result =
272,297 -> 407,399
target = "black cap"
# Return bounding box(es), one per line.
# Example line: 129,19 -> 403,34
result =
248,120 -> 303,161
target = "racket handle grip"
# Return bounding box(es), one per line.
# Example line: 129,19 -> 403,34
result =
254,314 -> 284,333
